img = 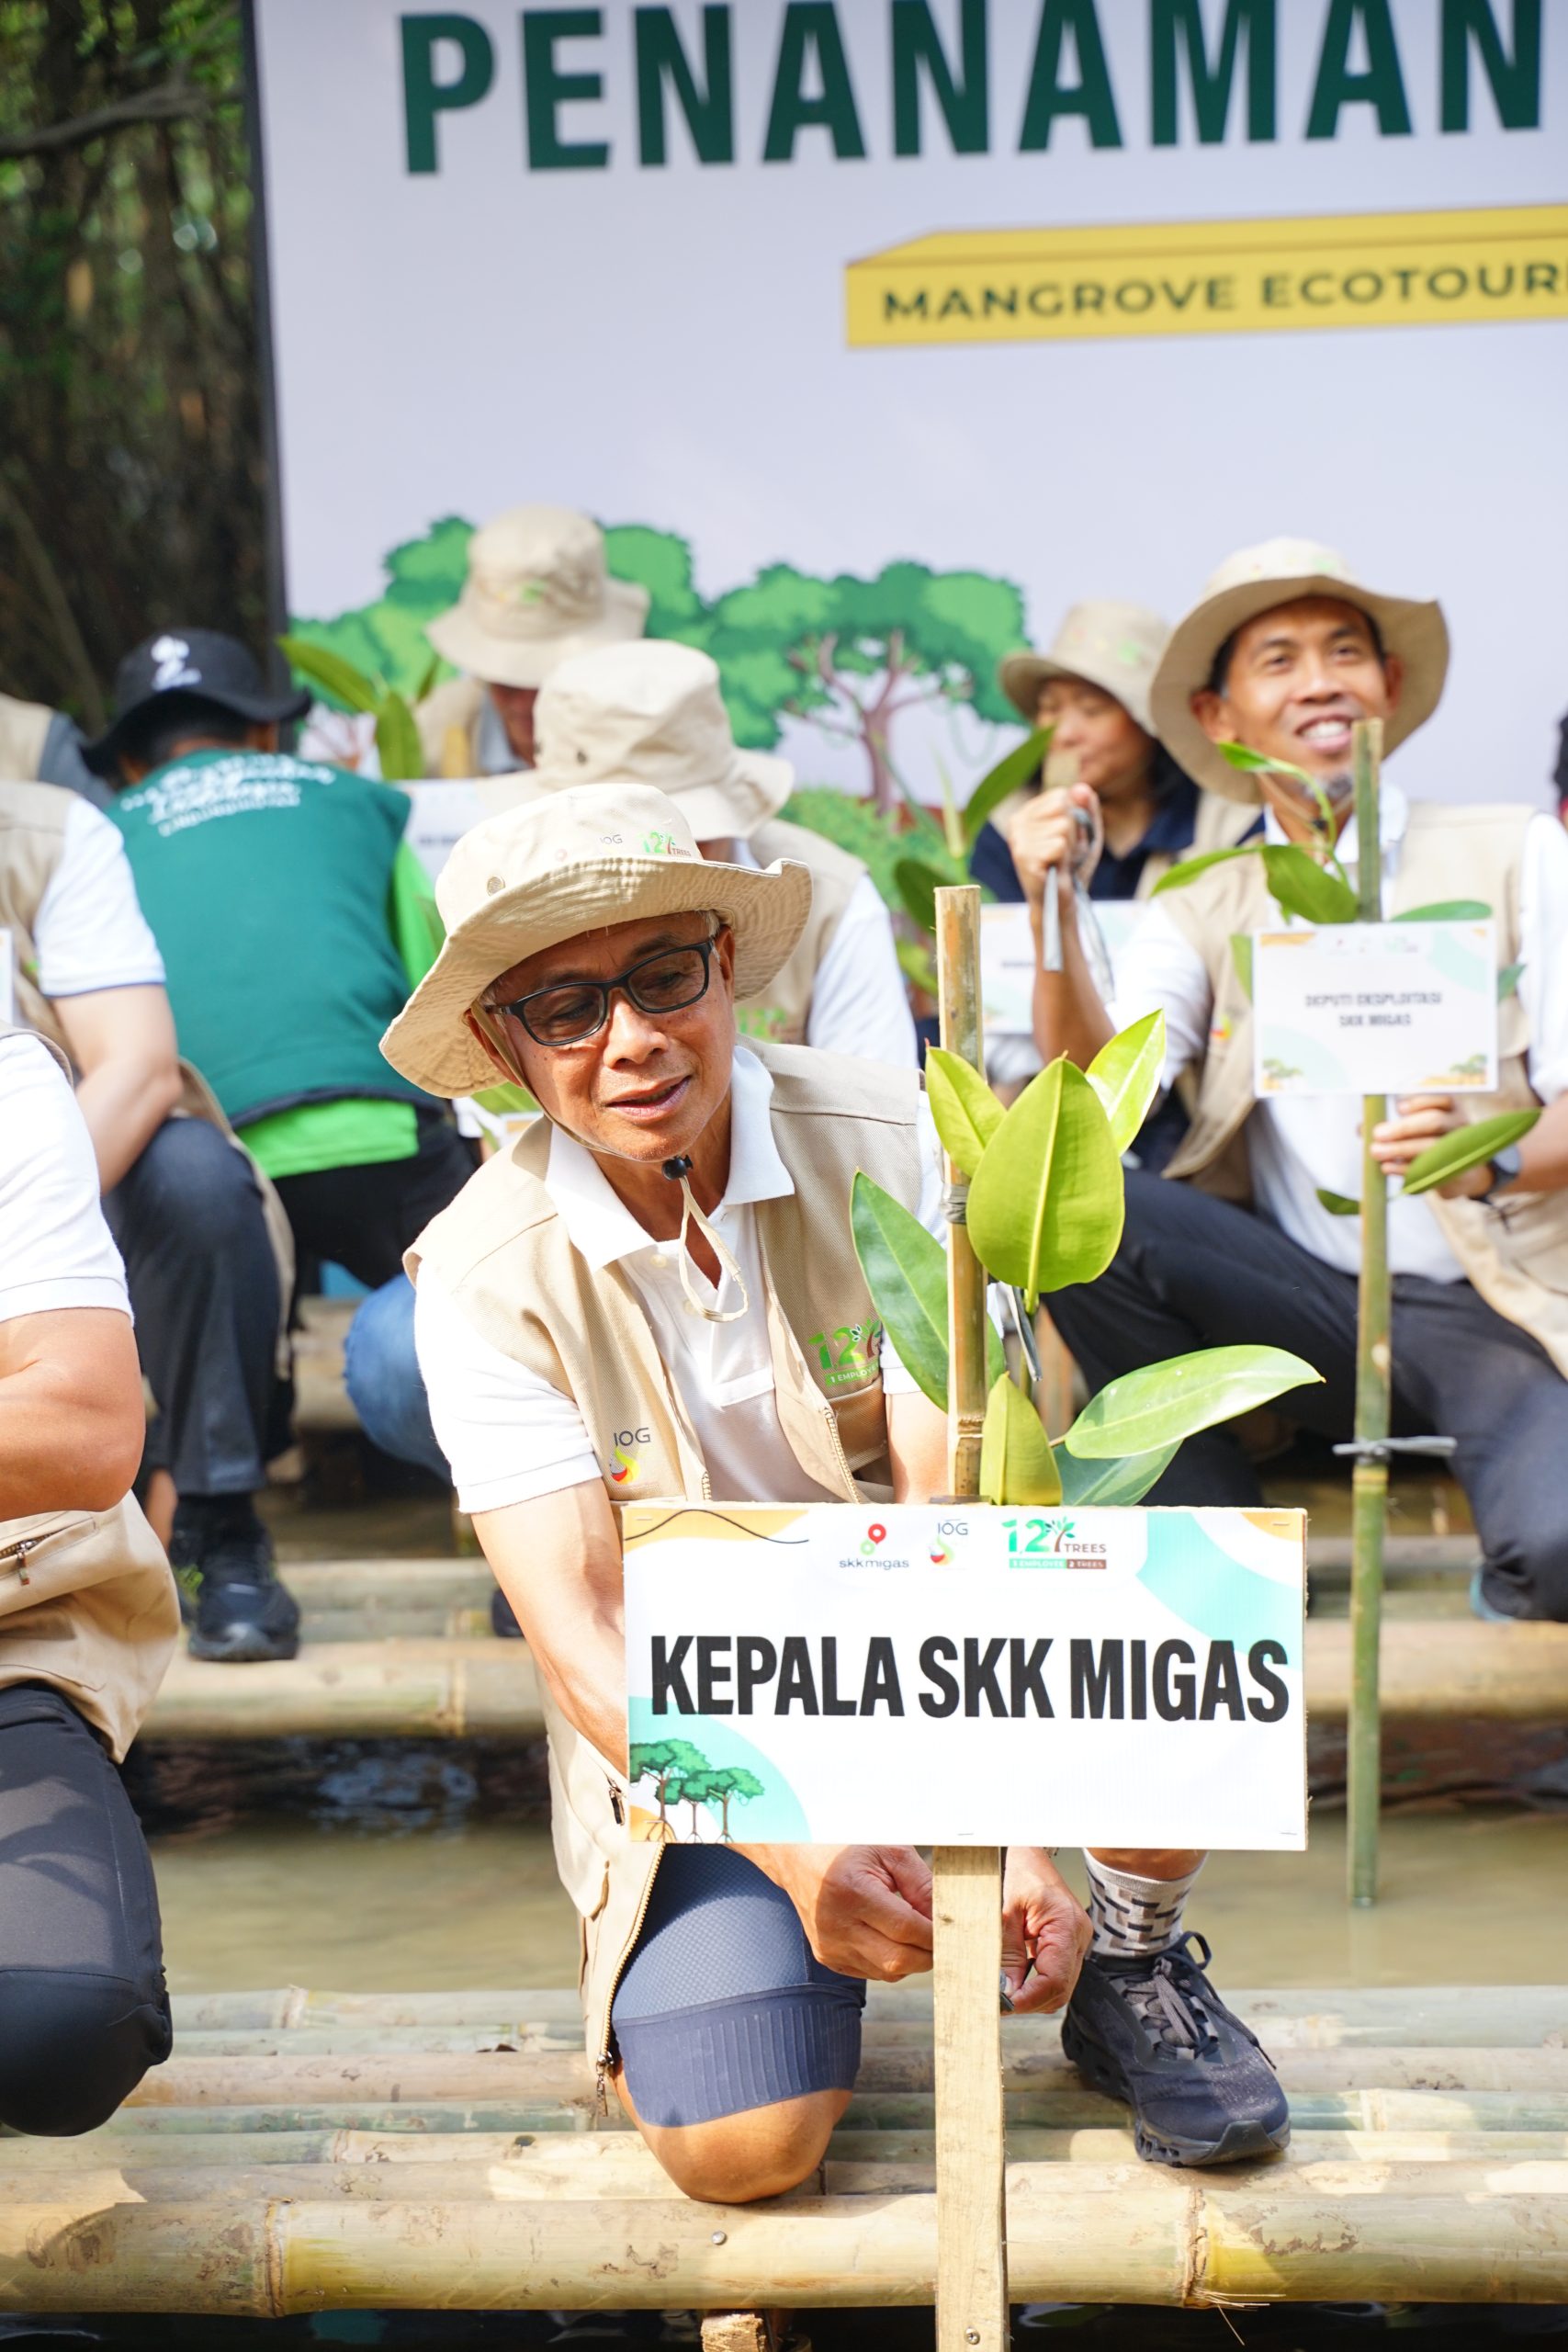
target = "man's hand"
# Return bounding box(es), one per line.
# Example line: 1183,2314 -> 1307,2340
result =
1010,784 -> 1102,912
745,1844 -> 934,1981
1370,1095 -> 1493,1199
1000,1847 -> 1091,2014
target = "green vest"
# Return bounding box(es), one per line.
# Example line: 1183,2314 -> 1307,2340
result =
110,749 -> 431,1127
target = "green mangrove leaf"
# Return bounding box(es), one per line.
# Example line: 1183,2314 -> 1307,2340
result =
1086,1011 -> 1167,1153
1398,1108 -> 1540,1199
375,690 -> 424,783
894,856 -> 947,935
278,636 -> 382,716
1056,1442 -> 1179,1506
1260,843 -> 1359,926
1316,1188 -> 1360,1216
963,725 -> 1053,848
927,1048 -> 1005,1180
968,1060 -> 1123,1306
1394,900 -> 1492,923
1216,740 -> 1315,789
412,650 -> 443,705
895,938 -> 938,998
850,1173 -> 950,1410
1151,843 -> 1265,897
1497,960 -> 1524,1001
980,1374 -> 1061,1506
1064,1344 -> 1322,1459
1230,933 -> 1254,1001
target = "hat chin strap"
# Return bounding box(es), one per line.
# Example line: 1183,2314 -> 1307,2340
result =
660,1156 -> 749,1325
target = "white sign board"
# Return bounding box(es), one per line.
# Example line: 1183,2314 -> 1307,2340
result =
981,899 -> 1149,1037
1252,919 -> 1497,1097
623,1502 -> 1306,1850
250,1 -> 1567,815
403,780 -> 488,884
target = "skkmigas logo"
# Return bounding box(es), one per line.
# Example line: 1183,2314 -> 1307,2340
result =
609,1426 -> 651,1487
809,1322 -> 884,1389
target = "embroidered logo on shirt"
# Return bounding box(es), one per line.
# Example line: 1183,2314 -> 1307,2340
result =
608,1426 -> 651,1486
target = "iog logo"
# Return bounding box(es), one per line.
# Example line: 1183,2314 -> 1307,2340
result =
609,1427 -> 651,1487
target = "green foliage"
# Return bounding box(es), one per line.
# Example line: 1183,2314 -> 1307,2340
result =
1064,1346 -> 1321,1460
277,637 -> 424,780
925,1049 -> 1005,1180
778,789 -> 906,909
1057,1444 -> 1179,1507
1085,1012 -> 1166,1154
1498,961 -> 1525,1001
849,1175 -> 952,1412
1260,843 -> 1359,925
1398,1108 -> 1540,1199
967,1061 -> 1124,1308
1317,1189 -> 1360,1217
1395,900 -> 1492,923
980,1374 -> 1061,1506
1152,844 -> 1265,897
894,854 -> 953,935
374,690 -> 423,784
961,725 -> 1052,846
1231,934 -> 1254,1000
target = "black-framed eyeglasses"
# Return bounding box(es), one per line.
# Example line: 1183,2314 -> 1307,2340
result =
488,934 -> 722,1048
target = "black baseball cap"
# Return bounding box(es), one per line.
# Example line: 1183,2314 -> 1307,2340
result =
82,628 -> 311,775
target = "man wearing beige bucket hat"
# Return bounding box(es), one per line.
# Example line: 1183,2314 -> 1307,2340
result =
373,780 -> 1089,2201
522,638 -> 918,1063
1032,537 -> 1568,1639
414,505 -> 649,777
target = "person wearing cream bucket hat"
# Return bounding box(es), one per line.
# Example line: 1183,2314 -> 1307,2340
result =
1029,536 -> 1568,1639
518,639 -> 918,1064
414,505 -> 649,778
370,778 -> 1089,2203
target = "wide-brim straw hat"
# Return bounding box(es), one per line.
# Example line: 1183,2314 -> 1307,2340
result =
526,639 -> 793,840
998,599 -> 1168,735
381,783 -> 812,1098
426,504 -> 649,691
1150,537 -> 1450,803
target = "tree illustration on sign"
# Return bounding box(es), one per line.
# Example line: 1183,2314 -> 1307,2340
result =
287,520 -> 1026,813
626,1743 -> 767,1842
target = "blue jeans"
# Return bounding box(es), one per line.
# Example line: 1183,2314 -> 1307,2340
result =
344,1272 -> 449,1481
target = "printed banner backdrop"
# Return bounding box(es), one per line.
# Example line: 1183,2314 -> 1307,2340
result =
622,1503 -> 1308,1849
249,0 -> 1567,815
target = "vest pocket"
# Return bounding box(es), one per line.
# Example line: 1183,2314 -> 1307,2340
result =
830,1375 -> 891,1470
0,1514 -> 96,1619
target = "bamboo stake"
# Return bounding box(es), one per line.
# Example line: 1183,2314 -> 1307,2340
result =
1348,717 -> 1390,1905
931,883 -> 1008,2352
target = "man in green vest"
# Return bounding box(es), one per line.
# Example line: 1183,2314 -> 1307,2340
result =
85,630 -> 477,1657
380,780 -> 1289,2195
1030,539 -> 1568,1634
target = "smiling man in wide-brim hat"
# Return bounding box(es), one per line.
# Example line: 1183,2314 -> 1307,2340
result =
502,638 -> 917,1065
415,505 -> 649,778
372,779 -> 1088,2205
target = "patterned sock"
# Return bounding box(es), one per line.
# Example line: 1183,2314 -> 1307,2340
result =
1083,1855 -> 1204,1959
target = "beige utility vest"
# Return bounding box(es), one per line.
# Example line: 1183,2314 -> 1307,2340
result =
1160,800 -> 1568,1374
410,1040 -> 923,2060
0,779 -> 296,1363
0,1023 -> 179,1758
0,695 -> 52,783
735,820 -> 862,1046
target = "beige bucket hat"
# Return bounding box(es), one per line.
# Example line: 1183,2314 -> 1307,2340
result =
998,600 -> 1168,734
1150,537 -> 1450,804
425,505 -> 650,690
380,784 -> 812,1098
529,640 -> 793,841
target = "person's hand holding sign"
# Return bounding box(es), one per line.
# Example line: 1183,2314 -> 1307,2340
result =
746,1844 -> 935,1980
999,1847 -> 1092,2013
1370,1094 -> 1498,1199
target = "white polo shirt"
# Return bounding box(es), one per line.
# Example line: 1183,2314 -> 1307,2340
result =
0,1032 -> 130,1325
1110,783 -> 1568,1281
415,1046 -> 942,1512
727,838 -> 919,1068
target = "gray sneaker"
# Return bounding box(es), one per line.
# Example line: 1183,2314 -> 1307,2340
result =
1061,1930 -> 1290,2166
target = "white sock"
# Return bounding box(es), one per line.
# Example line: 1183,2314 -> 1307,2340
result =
1084,1854 -> 1204,1958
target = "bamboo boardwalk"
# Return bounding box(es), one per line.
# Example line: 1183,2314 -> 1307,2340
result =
140,1555 -> 1568,1740
1,1985 -> 1565,2313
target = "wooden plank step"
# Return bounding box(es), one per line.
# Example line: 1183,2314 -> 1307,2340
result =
141,1618 -> 1568,1742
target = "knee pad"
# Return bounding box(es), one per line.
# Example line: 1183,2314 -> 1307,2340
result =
0,1972 -> 171,2137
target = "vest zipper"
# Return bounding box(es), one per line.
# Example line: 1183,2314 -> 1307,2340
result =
0,1517 -> 93,1586
593,1837 -> 667,2117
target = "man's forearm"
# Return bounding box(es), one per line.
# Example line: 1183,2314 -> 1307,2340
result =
74,1058 -> 182,1193
1029,891 -> 1115,1072
1504,1093 -> 1568,1197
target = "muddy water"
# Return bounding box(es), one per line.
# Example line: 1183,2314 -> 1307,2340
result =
148,1806 -> 1567,1994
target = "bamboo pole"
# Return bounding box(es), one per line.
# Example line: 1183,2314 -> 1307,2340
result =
1348,717 -> 1390,1905
931,883 -> 1008,2352
0,2186 -> 1566,2314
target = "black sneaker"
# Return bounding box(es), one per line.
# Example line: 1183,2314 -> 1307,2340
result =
1061,1930 -> 1290,2166
172,1508 -> 301,1665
